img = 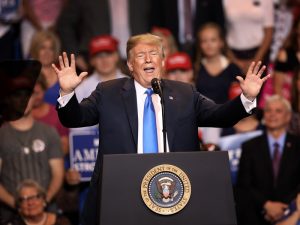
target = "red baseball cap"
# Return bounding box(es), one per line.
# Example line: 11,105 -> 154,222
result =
165,52 -> 192,71
89,35 -> 119,56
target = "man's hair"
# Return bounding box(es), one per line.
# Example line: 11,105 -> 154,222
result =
264,95 -> 292,112
126,33 -> 165,60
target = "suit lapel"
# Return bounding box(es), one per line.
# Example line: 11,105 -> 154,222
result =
162,80 -> 179,150
121,79 -> 138,146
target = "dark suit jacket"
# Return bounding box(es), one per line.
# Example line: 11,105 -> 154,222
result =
58,78 -> 249,225
56,0 -> 151,56
149,0 -> 225,46
236,133 -> 300,225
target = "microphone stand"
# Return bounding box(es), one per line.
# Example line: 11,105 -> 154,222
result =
151,78 -> 167,153
161,91 -> 167,153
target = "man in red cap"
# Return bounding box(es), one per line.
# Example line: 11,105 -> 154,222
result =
165,52 -> 194,84
75,35 -> 127,103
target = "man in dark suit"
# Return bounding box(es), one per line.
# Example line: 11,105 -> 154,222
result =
53,34 -> 269,225
236,95 -> 300,225
56,0 -> 151,70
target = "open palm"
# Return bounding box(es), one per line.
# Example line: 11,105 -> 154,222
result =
52,52 -> 88,95
236,61 -> 271,101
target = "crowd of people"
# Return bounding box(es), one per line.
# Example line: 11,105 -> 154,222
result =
0,0 -> 300,224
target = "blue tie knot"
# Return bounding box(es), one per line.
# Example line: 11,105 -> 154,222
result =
145,88 -> 153,96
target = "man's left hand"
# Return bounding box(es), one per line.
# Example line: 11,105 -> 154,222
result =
236,61 -> 271,101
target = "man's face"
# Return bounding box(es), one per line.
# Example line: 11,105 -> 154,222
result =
90,51 -> 119,76
166,69 -> 194,84
127,43 -> 165,88
264,100 -> 291,131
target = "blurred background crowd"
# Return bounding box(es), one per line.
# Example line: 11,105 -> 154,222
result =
1,0 -> 300,224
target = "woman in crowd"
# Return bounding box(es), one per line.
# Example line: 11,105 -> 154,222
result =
6,180 -> 70,225
289,69 -> 300,136
195,22 -> 242,145
195,22 -> 241,104
30,30 -> 61,105
223,0 -> 274,72
273,17 -> 300,101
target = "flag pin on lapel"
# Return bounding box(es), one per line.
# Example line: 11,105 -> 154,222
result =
169,96 -> 174,100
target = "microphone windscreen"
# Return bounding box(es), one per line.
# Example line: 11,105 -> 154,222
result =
151,78 -> 161,95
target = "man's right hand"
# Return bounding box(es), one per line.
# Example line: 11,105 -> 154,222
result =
264,200 -> 288,222
52,52 -> 88,96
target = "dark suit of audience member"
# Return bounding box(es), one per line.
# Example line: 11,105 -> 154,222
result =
149,0 -> 225,55
237,95 -> 300,225
56,0 -> 150,63
53,34 -> 269,225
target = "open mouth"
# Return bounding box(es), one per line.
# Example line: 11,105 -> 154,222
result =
144,67 -> 155,73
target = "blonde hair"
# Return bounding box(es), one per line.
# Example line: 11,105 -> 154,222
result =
29,30 -> 61,60
126,33 -> 164,60
264,95 -> 292,112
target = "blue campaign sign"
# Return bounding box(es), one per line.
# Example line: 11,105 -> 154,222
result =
0,0 -> 20,16
219,130 -> 263,184
69,130 -> 99,181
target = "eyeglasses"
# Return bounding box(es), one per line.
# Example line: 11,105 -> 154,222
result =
18,194 -> 42,203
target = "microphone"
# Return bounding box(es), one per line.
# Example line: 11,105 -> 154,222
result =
151,78 -> 163,97
151,78 -> 167,153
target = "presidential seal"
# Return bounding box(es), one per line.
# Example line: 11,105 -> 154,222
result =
141,164 -> 191,215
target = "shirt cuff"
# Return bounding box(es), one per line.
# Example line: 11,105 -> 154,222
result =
57,91 -> 75,108
240,93 -> 257,114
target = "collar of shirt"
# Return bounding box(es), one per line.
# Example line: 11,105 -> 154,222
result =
267,131 -> 286,157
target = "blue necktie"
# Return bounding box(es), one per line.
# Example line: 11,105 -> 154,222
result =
143,89 -> 158,153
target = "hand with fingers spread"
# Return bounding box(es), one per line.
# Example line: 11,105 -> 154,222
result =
52,52 -> 88,96
236,61 -> 271,102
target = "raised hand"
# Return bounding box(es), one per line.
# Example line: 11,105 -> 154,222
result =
236,61 -> 271,101
52,52 -> 88,95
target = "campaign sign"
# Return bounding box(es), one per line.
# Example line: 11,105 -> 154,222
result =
219,130 -> 263,184
69,130 -> 99,181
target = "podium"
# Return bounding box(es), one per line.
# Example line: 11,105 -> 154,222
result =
97,151 -> 237,225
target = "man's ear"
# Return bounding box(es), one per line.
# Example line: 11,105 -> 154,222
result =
127,60 -> 133,72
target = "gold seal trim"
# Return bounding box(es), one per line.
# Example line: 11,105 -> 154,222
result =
141,164 -> 191,215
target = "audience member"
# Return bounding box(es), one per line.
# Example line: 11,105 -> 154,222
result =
195,23 -> 241,104
289,69 -> 300,136
269,0 -> 295,63
236,95 -> 300,225
223,0 -> 274,72
75,35 -> 128,103
165,52 -> 194,84
276,193 -> 300,225
32,76 -> 69,155
149,0 -> 225,56
21,0 -> 66,58
5,179 -> 70,225
151,26 -> 178,59
29,30 -> 61,105
0,0 -> 23,60
0,95 -> 64,223
56,0 -> 151,70
273,17 -> 300,101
